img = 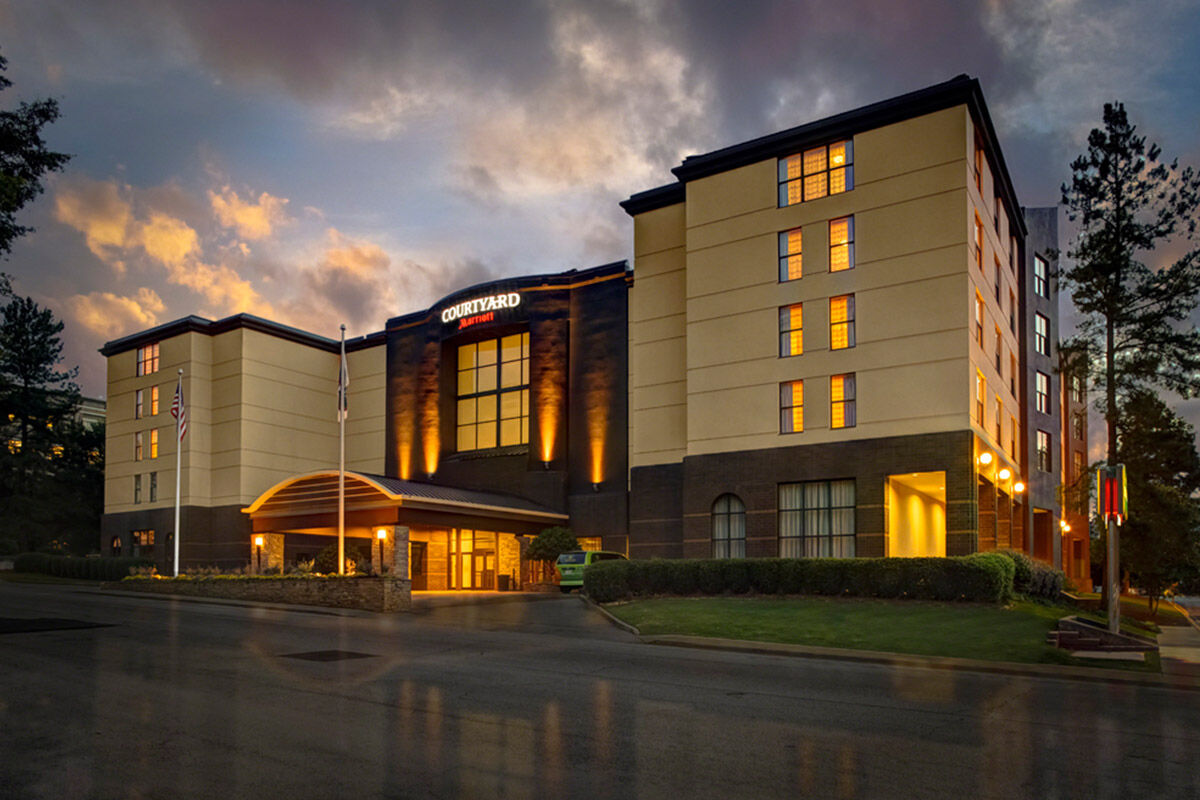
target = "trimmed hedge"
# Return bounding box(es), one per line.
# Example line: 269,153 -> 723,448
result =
584,554 -> 1014,604
13,553 -> 153,582
996,549 -> 1065,600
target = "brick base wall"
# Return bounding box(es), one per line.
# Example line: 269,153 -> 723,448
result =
107,576 -> 413,612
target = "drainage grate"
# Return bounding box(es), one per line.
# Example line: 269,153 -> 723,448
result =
0,618 -> 111,635
280,649 -> 377,662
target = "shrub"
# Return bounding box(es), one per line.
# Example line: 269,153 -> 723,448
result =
526,526 -> 580,564
995,549 -> 1064,600
0,537 -> 19,556
13,553 -> 154,581
583,555 -> 1015,604
314,542 -> 366,574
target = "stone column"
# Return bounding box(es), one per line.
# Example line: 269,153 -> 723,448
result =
382,525 -> 412,612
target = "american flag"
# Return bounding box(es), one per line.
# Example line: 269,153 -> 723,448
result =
171,377 -> 188,440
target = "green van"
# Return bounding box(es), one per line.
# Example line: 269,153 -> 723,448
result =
555,550 -> 627,592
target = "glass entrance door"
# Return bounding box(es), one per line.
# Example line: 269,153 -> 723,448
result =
450,529 -> 497,589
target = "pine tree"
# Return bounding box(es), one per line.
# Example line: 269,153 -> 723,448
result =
1060,102 -> 1200,462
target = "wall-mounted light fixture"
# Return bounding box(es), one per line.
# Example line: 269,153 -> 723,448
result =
254,535 -> 264,573
376,528 -> 388,575
1013,481 -> 1025,494
592,481 -> 600,493
978,451 -> 993,466
998,467 -> 1012,481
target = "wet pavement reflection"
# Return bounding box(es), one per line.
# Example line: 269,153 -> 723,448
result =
1,582 -> 1198,799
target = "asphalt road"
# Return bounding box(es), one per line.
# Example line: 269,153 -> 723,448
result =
1,582 -> 1198,800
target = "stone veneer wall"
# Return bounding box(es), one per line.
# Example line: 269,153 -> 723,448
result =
109,575 -> 413,612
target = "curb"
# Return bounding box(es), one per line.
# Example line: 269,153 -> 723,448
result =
580,597 -> 1199,691
86,586 -> 370,617
578,594 -> 641,636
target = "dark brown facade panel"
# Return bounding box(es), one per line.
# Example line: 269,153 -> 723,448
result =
633,430 -> 977,559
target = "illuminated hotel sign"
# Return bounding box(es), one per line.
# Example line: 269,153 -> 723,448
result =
441,292 -> 521,330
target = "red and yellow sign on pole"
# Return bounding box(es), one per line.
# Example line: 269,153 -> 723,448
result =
1095,464 -> 1127,524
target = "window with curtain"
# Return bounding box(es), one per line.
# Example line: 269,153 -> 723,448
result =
1035,313 -> 1049,355
1036,371 -> 1049,413
1034,255 -> 1048,297
829,216 -> 855,272
1036,430 -> 1052,472
712,494 -> 746,558
780,380 -> 803,433
778,140 -> 853,206
975,293 -> 984,347
779,480 -> 855,558
830,295 -> 855,350
831,373 -> 856,429
779,304 -> 802,356
457,333 -> 530,451
136,343 -> 159,376
778,228 -> 802,281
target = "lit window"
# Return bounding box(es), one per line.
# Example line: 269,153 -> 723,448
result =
457,333 -> 530,451
149,472 -> 157,503
831,373 -> 856,429
829,216 -> 855,272
134,431 -> 144,461
779,480 -> 855,558
712,494 -> 746,558
975,371 -> 985,426
1034,255 -> 1048,298
150,429 -> 159,459
779,304 -> 803,356
150,386 -> 159,416
1035,313 -> 1049,356
975,293 -> 985,347
780,380 -> 803,433
1071,374 -> 1085,403
1036,430 -> 1051,472
133,474 -> 142,504
829,295 -> 855,350
778,228 -> 802,281
779,140 -> 853,206
974,136 -> 984,191
1036,372 -> 1050,414
136,343 -> 159,377
111,536 -> 122,556
135,389 -> 144,420
994,396 -> 1002,441
974,213 -> 984,270
131,529 -> 155,557
1073,451 -> 1085,483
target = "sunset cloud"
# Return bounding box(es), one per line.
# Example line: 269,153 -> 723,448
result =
53,177 -> 133,260
210,187 -> 291,240
67,287 -> 166,339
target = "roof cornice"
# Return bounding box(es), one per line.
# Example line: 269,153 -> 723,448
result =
99,313 -> 385,357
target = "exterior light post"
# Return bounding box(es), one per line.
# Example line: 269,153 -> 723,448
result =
376,528 -> 387,575
254,535 -> 264,573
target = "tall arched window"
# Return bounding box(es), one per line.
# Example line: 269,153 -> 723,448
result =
712,494 -> 746,558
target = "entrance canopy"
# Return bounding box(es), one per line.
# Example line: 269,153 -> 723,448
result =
242,470 -> 567,534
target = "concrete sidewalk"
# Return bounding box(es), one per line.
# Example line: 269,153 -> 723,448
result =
1159,602 -> 1200,680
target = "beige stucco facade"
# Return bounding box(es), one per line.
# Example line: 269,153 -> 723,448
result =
105,325 -> 384,516
629,105 -> 1022,479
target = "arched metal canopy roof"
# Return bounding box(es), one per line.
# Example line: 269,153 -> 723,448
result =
242,470 -> 567,523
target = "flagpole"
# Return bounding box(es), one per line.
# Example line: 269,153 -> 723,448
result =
338,324 -> 346,575
173,368 -> 183,577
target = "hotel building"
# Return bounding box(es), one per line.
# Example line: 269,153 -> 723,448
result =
621,75 -> 1067,562
101,75 -> 1078,585
101,263 -> 630,588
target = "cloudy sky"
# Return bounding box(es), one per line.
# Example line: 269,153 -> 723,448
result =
2,0 -> 1199,414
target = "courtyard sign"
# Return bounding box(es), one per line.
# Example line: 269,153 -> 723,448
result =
441,292 -> 521,329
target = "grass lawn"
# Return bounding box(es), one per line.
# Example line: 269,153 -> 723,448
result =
606,596 -> 1161,672
1070,592 -> 1191,627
